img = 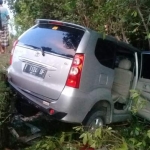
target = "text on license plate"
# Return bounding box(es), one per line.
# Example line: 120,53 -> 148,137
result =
23,64 -> 47,78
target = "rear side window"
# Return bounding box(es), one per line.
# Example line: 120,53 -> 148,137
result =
95,38 -> 116,68
18,24 -> 84,58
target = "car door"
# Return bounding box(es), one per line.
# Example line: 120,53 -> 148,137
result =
136,52 -> 150,121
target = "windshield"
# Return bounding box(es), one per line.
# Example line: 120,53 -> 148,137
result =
18,24 -> 85,58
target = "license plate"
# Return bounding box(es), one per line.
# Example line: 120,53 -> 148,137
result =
23,64 -> 47,78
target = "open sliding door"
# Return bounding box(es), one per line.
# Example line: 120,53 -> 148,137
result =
136,52 -> 150,121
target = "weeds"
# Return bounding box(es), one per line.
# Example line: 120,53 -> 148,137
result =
130,90 -> 147,114
0,70 -> 12,149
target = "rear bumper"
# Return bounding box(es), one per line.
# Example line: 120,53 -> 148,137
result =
9,81 -> 67,120
8,81 -> 91,123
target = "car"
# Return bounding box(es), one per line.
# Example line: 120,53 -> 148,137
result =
7,19 -> 150,129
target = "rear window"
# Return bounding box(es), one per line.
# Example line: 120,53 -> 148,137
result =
18,23 -> 85,58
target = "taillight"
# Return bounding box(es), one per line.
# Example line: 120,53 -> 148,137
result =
9,40 -> 18,65
66,54 -> 84,88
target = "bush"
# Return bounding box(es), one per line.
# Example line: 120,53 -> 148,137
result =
0,70 -> 13,149
26,126 -> 128,150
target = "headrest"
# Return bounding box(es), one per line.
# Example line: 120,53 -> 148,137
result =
119,59 -> 131,70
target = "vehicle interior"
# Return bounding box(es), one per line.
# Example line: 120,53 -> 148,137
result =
95,38 -> 136,111
111,47 -> 135,111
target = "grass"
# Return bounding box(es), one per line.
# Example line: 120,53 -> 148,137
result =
0,42 -> 12,70
0,52 -> 10,69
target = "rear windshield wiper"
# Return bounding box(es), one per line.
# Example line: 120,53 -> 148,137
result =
24,44 -> 40,50
23,44 -> 45,56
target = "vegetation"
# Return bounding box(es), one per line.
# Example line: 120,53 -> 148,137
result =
6,0 -> 150,50
0,0 -> 150,149
0,70 -> 12,149
23,118 -> 150,150
130,90 -> 147,114
26,126 -> 127,150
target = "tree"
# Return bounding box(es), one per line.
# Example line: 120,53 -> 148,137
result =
6,0 -> 150,50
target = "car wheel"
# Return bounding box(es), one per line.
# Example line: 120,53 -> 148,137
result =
83,110 -> 105,131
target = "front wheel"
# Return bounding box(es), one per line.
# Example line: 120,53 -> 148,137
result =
83,111 -> 105,131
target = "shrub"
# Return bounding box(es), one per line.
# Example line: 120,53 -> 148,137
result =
26,126 -> 128,150
0,70 -> 13,149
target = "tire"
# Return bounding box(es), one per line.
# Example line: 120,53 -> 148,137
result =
83,110 -> 105,131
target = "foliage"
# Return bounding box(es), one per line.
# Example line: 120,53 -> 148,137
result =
74,126 -> 128,150
6,0 -> 150,50
0,70 -> 11,125
26,126 -> 128,150
118,116 -> 150,150
130,90 -> 147,114
0,70 -> 13,149
25,121 -> 150,150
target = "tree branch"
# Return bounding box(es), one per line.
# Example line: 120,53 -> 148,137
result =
121,28 -> 129,44
135,0 -> 150,49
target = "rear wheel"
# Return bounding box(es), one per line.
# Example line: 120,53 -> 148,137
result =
83,110 -> 105,131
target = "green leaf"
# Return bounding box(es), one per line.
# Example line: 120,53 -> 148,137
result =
129,138 -> 136,144
135,129 -> 139,136
148,14 -> 150,23
83,134 -> 88,145
60,135 -> 65,144
147,130 -> 150,138
148,33 -> 150,39
132,11 -> 137,17
73,126 -> 82,132
95,128 -> 102,138
36,143 -> 41,149
42,143 -> 48,148
136,142 -> 142,147
108,127 -> 112,130
130,92 -> 139,99
117,138 -> 128,150
142,140 -> 146,147
79,133 -> 85,139
90,142 -> 96,148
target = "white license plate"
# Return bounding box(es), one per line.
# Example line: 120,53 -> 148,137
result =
23,64 -> 47,78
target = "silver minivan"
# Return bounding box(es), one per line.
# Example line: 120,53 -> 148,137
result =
7,19 -> 150,128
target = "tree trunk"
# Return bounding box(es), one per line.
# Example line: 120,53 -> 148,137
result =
136,0 -> 150,50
